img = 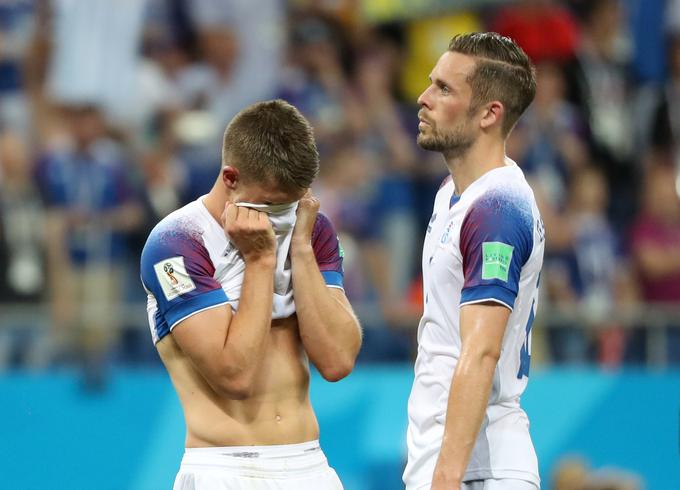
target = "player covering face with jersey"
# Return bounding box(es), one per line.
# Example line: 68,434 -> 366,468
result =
140,99 -> 361,490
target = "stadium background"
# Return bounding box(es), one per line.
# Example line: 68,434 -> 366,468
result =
0,0 -> 678,488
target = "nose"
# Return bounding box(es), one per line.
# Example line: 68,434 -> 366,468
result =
417,85 -> 432,109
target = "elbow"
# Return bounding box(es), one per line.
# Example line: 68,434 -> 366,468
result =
478,343 -> 501,364
319,357 -> 355,382
462,346 -> 501,368
219,382 -> 253,400
478,348 -> 501,368
214,371 -> 256,400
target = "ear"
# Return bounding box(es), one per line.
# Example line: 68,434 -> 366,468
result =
221,165 -> 240,190
479,101 -> 504,131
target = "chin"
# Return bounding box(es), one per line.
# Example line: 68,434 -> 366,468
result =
417,134 -> 433,149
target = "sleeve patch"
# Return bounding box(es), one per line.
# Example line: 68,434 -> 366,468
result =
153,256 -> 197,300
482,242 -> 514,282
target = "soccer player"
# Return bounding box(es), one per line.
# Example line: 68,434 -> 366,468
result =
140,100 -> 361,489
403,33 -> 544,490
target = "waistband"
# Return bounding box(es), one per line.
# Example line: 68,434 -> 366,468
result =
179,441 -> 329,477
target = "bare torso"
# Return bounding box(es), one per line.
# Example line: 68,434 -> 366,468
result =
156,314 -> 319,447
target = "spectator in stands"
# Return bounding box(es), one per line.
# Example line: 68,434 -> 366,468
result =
0,0 -> 36,136
279,14 -> 356,152
46,0 -> 148,129
178,0 -> 285,128
36,104 -> 144,382
649,33 -> 680,164
150,0 -> 285,202
552,456 -> 642,490
509,61 -> 588,250
491,0 -> 579,63
546,167 -> 635,366
349,31 -> 420,328
0,130 -> 47,366
566,0 -> 638,230
553,457 -> 589,490
0,0 -> 675,372
630,162 -> 680,363
315,140 -> 413,361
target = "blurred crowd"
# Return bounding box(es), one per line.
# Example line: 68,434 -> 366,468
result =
1,0 -> 680,373
552,456 -> 642,490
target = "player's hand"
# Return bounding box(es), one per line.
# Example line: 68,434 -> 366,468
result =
292,189 -> 319,247
222,202 -> 276,265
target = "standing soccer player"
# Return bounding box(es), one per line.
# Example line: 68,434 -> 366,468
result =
404,33 -> 544,490
140,100 -> 361,489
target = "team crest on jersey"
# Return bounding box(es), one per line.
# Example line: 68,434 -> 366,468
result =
482,242 -> 514,282
440,219 -> 454,244
153,256 -> 196,300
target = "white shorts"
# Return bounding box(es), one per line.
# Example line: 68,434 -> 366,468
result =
413,479 -> 539,490
462,479 -> 539,490
173,440 -> 343,490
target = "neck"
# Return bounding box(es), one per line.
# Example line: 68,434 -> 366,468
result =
443,134 -> 508,195
202,180 -> 228,224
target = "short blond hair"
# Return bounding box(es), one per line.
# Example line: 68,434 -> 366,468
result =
222,99 -> 319,191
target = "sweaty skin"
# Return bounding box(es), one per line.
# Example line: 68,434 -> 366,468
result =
157,313 -> 319,447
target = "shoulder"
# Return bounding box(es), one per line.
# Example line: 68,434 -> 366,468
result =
460,170 -> 538,264
141,202 -> 209,263
312,212 -> 337,240
465,167 -> 536,227
311,212 -> 344,267
466,188 -> 534,227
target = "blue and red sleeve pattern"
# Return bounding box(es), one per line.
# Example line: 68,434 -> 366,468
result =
140,220 -> 228,340
459,190 -> 533,310
312,212 -> 344,289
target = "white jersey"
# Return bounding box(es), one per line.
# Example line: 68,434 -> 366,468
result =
404,162 -> 544,488
140,197 -> 344,345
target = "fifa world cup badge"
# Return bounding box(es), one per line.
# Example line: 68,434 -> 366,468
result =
164,263 -> 179,285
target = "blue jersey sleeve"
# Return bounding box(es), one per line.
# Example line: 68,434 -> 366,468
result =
312,213 -> 344,289
459,191 -> 534,310
140,222 -> 228,338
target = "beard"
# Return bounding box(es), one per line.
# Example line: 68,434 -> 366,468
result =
417,120 -> 476,158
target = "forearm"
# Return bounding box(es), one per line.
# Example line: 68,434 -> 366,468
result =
435,350 -> 498,483
291,242 -> 361,381
219,259 -> 275,390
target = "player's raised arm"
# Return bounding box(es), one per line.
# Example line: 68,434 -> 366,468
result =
143,203 -> 276,399
290,192 -> 362,382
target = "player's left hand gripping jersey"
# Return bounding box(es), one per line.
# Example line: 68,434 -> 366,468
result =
140,197 -> 344,345
404,161 -> 545,489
